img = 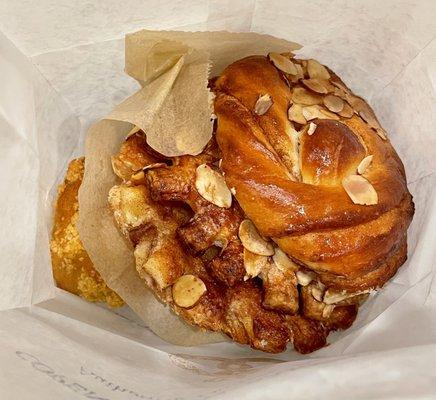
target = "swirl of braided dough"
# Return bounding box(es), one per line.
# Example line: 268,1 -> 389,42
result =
214,55 -> 414,292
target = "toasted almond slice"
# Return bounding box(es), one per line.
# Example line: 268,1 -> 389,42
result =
376,128 -> 388,140
172,275 -> 207,308
319,108 -> 340,120
292,87 -> 323,105
302,105 -> 321,121
357,155 -> 373,174
296,270 -> 316,286
272,248 -> 297,272
322,304 -> 335,318
195,164 -> 232,208
288,104 -> 307,124
331,80 -> 351,94
269,52 -> 298,75
307,59 -> 331,79
342,175 -> 378,205
323,289 -> 371,305
323,94 -> 344,113
302,79 -> 328,94
294,63 -> 304,78
131,170 -> 145,183
254,94 -> 273,115
239,219 -> 274,256
142,162 -> 167,171
307,122 -> 317,135
244,249 -> 269,280
311,285 -> 325,302
338,102 -> 354,118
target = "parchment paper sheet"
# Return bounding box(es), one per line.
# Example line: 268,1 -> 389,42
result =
0,1 -> 435,399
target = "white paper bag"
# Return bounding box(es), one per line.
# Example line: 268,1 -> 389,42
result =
1,1 -> 435,398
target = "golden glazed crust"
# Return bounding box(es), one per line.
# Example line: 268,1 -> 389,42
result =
214,55 -> 414,288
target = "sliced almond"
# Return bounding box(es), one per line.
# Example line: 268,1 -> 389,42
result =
307,122 -> 317,135
311,285 -> 325,302
342,175 -> 378,205
291,87 -> 323,105
323,95 -> 344,113
272,248 -> 297,272
338,102 -> 354,118
130,170 -> 145,183
230,187 -> 237,195
294,63 -> 304,78
302,79 -> 328,94
269,52 -> 298,75
307,59 -> 331,80
288,104 -> 307,124
296,270 -> 315,286
303,105 -> 340,121
244,249 -> 269,280
375,128 -> 388,140
357,155 -> 373,175
195,164 -> 232,208
254,94 -> 273,115
172,275 -> 207,308
322,304 -> 335,318
238,219 -> 274,256
142,162 -> 167,171
319,108 -> 340,120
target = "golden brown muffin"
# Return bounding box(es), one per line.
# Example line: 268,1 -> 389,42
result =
50,157 -> 124,307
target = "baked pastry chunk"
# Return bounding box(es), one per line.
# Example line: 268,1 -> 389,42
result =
108,54 -> 413,353
50,158 -> 124,307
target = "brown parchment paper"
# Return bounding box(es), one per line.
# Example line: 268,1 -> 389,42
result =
78,30 -> 301,346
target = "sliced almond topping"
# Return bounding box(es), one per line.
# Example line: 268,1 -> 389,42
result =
376,128 -> 388,140
338,102 -> 354,118
272,248 -> 297,272
143,162 -> 167,171
131,170 -> 145,183
323,289 -> 370,305
307,122 -> 317,135
288,104 -> 307,124
244,249 -> 269,280
322,304 -> 335,318
303,105 -> 339,121
291,87 -> 323,105
230,187 -> 237,195
239,219 -> 274,256
331,80 -> 350,94
342,175 -> 378,205
357,155 -> 373,174
195,164 -> 232,208
319,108 -> 340,120
323,95 -> 344,113
269,52 -> 298,75
302,79 -> 328,94
296,270 -> 315,286
254,94 -> 273,115
307,59 -> 331,80
311,285 -> 325,302
172,275 -> 207,308
294,63 -> 304,78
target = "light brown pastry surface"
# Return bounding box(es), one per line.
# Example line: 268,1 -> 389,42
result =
107,54 -> 413,353
50,158 -> 124,307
